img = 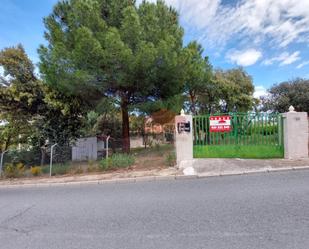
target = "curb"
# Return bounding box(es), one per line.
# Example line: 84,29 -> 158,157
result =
196,166 -> 309,178
1,166 -> 309,189
0,175 -> 180,189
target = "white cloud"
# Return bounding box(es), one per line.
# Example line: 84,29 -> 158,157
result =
226,49 -> 262,66
296,60 -> 309,69
137,0 -> 309,50
254,85 -> 267,99
262,51 -> 301,66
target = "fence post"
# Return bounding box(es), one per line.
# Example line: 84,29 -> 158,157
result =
0,150 -> 8,175
282,106 -> 308,159
106,136 -> 110,159
175,110 -> 194,174
49,143 -> 58,177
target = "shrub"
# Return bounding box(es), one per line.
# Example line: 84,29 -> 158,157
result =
16,163 -> 25,173
247,124 -> 278,135
42,163 -> 70,176
165,152 -> 176,167
41,165 -> 50,174
3,163 -> 25,178
5,149 -> 41,166
51,164 -> 70,175
30,166 -> 42,176
99,153 -> 135,171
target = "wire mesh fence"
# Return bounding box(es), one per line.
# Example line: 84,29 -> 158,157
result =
1,131 -> 175,167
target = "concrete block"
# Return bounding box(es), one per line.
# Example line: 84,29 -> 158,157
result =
175,114 -> 193,168
283,112 -> 308,159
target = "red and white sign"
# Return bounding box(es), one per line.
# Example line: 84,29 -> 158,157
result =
209,116 -> 231,132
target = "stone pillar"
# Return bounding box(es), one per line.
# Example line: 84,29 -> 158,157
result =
282,106 -> 308,159
175,110 -> 194,173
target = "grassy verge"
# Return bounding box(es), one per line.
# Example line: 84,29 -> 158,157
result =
193,145 -> 284,159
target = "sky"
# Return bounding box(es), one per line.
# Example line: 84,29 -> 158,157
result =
1,0 -> 309,98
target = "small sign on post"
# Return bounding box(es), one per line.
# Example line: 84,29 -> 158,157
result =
175,116 -> 191,133
209,116 -> 231,132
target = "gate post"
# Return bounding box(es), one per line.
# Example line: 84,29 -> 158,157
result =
175,110 -> 194,172
282,106 -> 308,159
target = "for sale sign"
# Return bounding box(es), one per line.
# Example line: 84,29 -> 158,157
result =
209,116 -> 231,132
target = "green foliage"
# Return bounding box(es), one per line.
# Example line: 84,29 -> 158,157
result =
5,149 -> 41,166
165,152 -> 176,166
39,0 -> 186,152
211,68 -> 255,113
182,46 -> 255,114
247,124 -> 278,136
42,163 -> 70,176
0,45 -> 86,152
99,153 -> 135,170
183,41 -> 213,114
261,78 -> 309,113
51,164 -> 70,175
41,165 -> 49,174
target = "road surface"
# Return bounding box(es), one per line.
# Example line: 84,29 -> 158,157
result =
1,170 -> 309,249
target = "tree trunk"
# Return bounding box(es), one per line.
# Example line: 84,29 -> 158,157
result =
121,96 -> 130,153
40,148 -> 46,166
189,91 -> 196,115
4,135 -> 11,151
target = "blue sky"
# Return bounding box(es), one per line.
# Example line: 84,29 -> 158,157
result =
1,0 -> 309,97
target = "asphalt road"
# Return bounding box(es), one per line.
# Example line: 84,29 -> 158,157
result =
1,170 -> 309,249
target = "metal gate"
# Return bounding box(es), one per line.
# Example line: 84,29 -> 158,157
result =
193,113 -> 284,158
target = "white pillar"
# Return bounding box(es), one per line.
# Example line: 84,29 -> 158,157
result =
175,110 -> 194,171
282,106 -> 308,159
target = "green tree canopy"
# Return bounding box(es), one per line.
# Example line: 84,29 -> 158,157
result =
39,0 -> 185,152
212,68 -> 255,113
0,45 -> 86,152
182,41 -> 213,114
261,78 -> 309,113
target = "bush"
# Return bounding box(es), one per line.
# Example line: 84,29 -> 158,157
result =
16,162 -> 25,172
52,164 -> 70,175
247,124 -> 278,136
42,163 -> 70,176
5,149 -> 41,166
165,152 -> 176,167
3,163 -> 25,178
30,166 -> 42,176
100,153 -> 135,171
41,165 -> 50,174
